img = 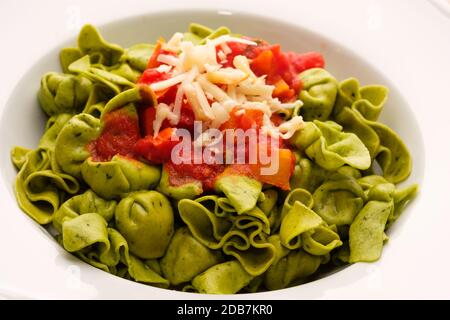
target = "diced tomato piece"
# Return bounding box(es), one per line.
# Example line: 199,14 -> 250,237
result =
270,113 -> 284,127
177,104 -> 195,132
134,128 -> 179,164
286,51 -> 325,74
249,46 -> 297,101
138,68 -> 170,86
239,109 -> 265,130
140,106 -> 157,136
218,41 -> 248,67
140,101 -> 195,137
242,39 -> 271,59
272,77 -> 292,98
138,72 -> 173,106
146,38 -> 179,69
219,148 -> 295,190
220,108 -> 241,131
147,41 -> 163,69
291,76 -> 303,93
248,46 -> 324,102
220,108 -> 264,131
250,50 -> 274,76
249,147 -> 295,190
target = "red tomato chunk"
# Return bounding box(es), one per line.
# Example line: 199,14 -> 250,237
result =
89,110 -> 140,162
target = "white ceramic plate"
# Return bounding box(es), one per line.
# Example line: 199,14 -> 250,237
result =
0,0 -> 449,299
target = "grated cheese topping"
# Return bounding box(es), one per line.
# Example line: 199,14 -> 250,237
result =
149,32 -> 304,137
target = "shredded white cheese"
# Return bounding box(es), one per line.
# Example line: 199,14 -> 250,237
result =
180,41 -> 218,73
237,83 -> 275,99
193,81 -> 214,119
155,64 -> 172,73
241,101 -> 271,115
220,42 -> 232,55
210,102 -> 231,128
222,100 -> 238,112
171,85 -> 185,125
157,54 -> 180,66
163,32 -> 184,52
148,31 -> 305,140
196,74 -> 231,103
153,103 -> 173,136
207,67 -> 248,85
227,85 -> 237,101
261,114 -> 304,139
233,55 -> 256,79
183,82 -> 214,121
217,50 -> 227,62
150,73 -> 187,92
277,115 -> 305,139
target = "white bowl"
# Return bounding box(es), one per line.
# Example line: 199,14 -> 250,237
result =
0,9 -> 427,299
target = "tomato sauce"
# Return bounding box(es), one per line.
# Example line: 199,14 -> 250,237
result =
218,40 -> 324,102
89,109 -> 140,162
134,128 -> 179,164
89,36 -> 324,191
166,161 -> 226,191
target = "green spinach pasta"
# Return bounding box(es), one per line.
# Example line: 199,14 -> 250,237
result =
11,23 -> 418,294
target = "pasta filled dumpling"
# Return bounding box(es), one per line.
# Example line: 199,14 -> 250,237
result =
369,121 -> 412,184
100,85 -> 157,117
12,114 -> 80,224
53,190 -> 117,232
61,212 -> 169,287
298,68 -> 338,121
81,155 -> 161,199
348,195 -> 394,263
334,77 -> 389,121
280,188 -> 343,254
161,227 -> 222,285
115,191 -> 174,259
280,199 -> 323,249
349,176 -> 417,262
178,197 -> 276,276
214,173 -> 262,214
334,111 -> 412,183
334,106 -> 381,159
157,165 -> 203,200
77,24 -> 124,66
54,113 -> 102,179
290,156 -> 329,193
68,55 -> 135,95
313,173 -> 366,226
192,260 -> 253,294
185,23 -> 231,45
290,120 -> 371,171
38,72 -> 93,116
264,248 -> 322,291
119,43 -> 154,72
